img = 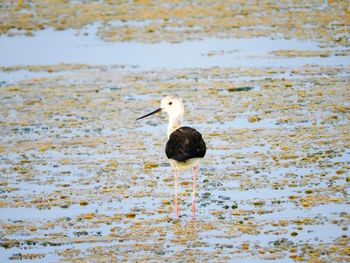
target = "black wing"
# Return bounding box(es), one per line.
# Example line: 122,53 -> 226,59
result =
165,126 -> 206,162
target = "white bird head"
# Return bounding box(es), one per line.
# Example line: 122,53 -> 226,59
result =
160,96 -> 184,119
137,96 -> 185,138
137,96 -> 184,121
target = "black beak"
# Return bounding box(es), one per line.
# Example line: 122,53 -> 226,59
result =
136,108 -> 162,120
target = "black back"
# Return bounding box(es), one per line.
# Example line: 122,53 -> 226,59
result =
165,126 -> 206,162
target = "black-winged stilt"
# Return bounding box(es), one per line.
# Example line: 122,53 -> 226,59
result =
137,96 -> 206,220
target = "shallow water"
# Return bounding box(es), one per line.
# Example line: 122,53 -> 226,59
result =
0,9 -> 349,263
1,26 -> 349,69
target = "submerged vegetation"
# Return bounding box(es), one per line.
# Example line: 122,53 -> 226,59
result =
0,0 -> 349,45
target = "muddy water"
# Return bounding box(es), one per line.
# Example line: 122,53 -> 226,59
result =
1,3 -> 349,263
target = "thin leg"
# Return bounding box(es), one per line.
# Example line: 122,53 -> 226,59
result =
174,169 -> 179,220
192,165 -> 197,218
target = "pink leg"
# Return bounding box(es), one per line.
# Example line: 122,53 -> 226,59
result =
192,165 -> 197,218
174,169 -> 179,220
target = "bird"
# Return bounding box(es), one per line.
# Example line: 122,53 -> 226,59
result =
137,96 -> 206,220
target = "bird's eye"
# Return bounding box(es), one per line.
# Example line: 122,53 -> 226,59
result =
168,102 -> 172,105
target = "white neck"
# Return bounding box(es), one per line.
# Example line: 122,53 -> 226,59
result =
167,114 -> 183,138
